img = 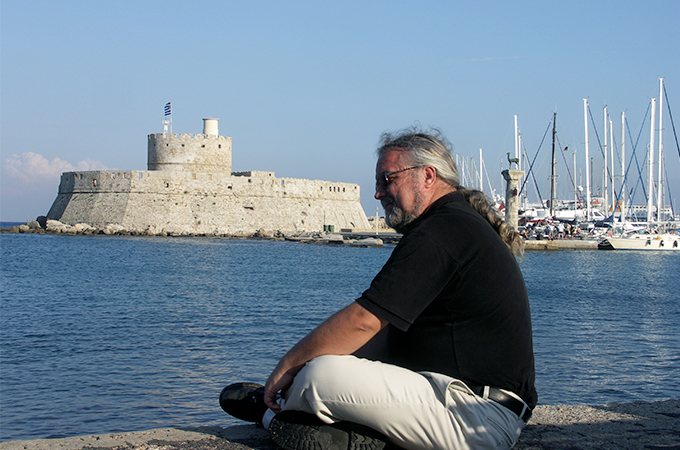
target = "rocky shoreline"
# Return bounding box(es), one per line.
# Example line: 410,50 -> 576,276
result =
1,218 -> 389,247
1,217 -> 288,239
3,218 -> 602,250
2,400 -> 678,450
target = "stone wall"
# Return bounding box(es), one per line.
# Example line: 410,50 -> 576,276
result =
147,133 -> 232,173
47,170 -> 370,235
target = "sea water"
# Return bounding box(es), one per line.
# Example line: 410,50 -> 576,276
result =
1,233 -> 678,441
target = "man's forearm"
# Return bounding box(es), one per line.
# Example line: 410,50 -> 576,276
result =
264,301 -> 386,410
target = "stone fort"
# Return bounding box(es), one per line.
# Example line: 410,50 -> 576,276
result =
47,119 -> 370,235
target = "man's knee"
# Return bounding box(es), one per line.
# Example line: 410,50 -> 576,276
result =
282,355 -> 361,413
298,354 -> 356,384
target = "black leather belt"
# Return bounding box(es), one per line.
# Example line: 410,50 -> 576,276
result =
468,385 -> 532,423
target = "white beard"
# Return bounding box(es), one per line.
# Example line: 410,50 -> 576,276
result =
384,205 -> 418,233
383,187 -> 425,233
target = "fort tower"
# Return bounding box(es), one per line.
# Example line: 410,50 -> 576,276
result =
147,118 -> 232,173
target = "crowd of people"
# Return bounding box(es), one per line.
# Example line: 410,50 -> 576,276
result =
520,220 -> 586,240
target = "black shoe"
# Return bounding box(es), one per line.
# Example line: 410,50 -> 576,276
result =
269,410 -> 390,450
219,382 -> 268,423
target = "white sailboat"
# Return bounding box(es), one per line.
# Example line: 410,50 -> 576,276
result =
601,228 -> 679,250
599,78 -> 680,251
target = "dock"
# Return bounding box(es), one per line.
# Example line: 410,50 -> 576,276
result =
523,239 -> 599,250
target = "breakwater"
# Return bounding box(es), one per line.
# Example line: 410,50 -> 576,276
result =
2,219 -> 596,249
523,239 -> 599,250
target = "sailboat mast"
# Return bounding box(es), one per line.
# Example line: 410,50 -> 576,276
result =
573,148 -> 577,213
610,117 -> 615,217
550,112 -> 557,217
519,133 -> 527,210
657,77 -> 664,221
621,111 -> 626,221
647,98 -> 656,224
514,115 -> 520,167
584,99 -> 592,221
603,107 -> 609,217
479,148 -> 483,191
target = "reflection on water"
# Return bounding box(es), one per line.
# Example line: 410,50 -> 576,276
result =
520,251 -> 679,405
1,234 -> 678,441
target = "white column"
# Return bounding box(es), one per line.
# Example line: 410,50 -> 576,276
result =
502,169 -> 524,230
375,207 -> 379,235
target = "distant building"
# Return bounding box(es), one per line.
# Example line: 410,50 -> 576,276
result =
47,119 -> 370,236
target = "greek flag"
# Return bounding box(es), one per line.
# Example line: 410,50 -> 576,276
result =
164,102 -> 172,116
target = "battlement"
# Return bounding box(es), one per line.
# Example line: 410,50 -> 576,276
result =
147,132 -> 232,173
148,133 -> 231,142
55,170 -> 360,203
232,171 -> 275,177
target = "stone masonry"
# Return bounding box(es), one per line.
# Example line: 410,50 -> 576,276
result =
47,120 -> 370,235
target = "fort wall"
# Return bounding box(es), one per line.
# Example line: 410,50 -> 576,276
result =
48,170 -> 369,235
47,121 -> 370,235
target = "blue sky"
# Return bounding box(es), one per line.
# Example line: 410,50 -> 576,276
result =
2,1 -> 679,222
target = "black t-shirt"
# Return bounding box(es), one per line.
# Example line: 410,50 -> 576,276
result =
356,191 -> 537,408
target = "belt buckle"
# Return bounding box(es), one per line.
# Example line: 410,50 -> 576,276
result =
476,385 -> 532,423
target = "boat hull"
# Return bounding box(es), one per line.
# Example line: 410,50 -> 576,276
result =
600,234 -> 680,251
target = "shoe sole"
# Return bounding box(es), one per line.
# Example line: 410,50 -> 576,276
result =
270,412 -> 388,450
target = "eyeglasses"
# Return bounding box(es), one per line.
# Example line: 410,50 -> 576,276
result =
375,166 -> 421,189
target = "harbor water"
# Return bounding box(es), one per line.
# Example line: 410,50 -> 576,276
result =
1,233 -> 678,442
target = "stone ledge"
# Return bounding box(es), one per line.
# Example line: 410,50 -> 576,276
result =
524,239 -> 599,250
2,400 -> 677,450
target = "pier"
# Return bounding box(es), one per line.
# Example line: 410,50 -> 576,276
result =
523,239 -> 599,250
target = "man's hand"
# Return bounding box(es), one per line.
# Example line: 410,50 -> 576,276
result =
264,369 -> 295,412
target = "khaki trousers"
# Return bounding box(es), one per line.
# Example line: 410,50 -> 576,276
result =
279,355 -> 525,450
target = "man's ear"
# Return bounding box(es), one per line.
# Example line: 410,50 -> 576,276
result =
422,165 -> 438,188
